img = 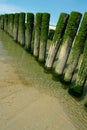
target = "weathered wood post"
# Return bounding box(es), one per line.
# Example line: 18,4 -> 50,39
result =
0,15 -> 4,30
39,13 -> 50,63
45,13 -> 69,70
30,29 -> 35,54
13,13 -> 19,41
64,12 -> 87,82
0,15 -> 1,29
48,29 -> 55,40
4,14 -> 8,32
18,12 -> 25,46
33,13 -> 43,58
25,13 -> 34,51
7,14 -> 10,34
55,12 -> 82,76
69,39 -> 87,97
9,14 -> 14,37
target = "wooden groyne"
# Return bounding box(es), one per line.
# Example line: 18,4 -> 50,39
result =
0,11 -> 87,98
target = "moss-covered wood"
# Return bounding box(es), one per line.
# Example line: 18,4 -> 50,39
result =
4,14 -> 8,32
0,15 -> 1,29
0,15 -> 4,30
31,28 -> 35,54
9,14 -> 14,37
39,13 -> 50,63
69,39 -> 87,97
13,13 -> 19,41
18,12 -> 25,46
7,14 -> 10,34
25,13 -> 34,51
84,102 -> 87,108
55,11 -> 82,76
33,13 -> 43,57
45,13 -> 69,69
48,29 -> 55,40
64,12 -> 87,82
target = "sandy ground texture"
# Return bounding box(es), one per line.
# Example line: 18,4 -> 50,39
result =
0,51 -> 78,129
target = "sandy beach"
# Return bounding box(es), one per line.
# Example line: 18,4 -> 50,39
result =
0,47 -> 78,130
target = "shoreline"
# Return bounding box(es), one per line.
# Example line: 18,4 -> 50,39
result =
0,44 -> 77,130
0,29 -> 87,130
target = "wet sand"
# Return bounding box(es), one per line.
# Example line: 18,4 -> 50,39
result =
0,30 -> 87,130
0,46 -> 78,130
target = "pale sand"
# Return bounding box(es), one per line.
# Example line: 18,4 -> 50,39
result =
0,55 -> 77,130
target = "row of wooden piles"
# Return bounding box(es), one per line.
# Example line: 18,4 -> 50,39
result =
0,11 -> 87,97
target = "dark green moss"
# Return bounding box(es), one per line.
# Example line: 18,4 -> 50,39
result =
19,12 -> 25,32
72,12 -> 87,57
44,66 -> 53,73
33,13 -> 43,57
84,102 -> 87,108
7,14 -> 10,33
35,13 -> 42,30
39,13 -> 50,62
48,29 -> 55,40
31,28 -> 35,54
69,85 -> 83,97
13,13 -> 19,41
63,11 -> 82,43
0,15 -> 4,30
0,15 -> 1,24
40,13 -> 50,43
53,13 -> 69,43
25,13 -> 34,51
18,12 -> 25,46
14,13 -> 19,26
8,14 -> 14,37
4,14 -> 8,32
27,13 -> 34,32
69,38 -> 87,97
45,13 -> 69,70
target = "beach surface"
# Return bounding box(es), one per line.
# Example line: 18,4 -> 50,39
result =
0,46 -> 77,130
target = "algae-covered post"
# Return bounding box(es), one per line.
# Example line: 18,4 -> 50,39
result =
18,12 -> 25,46
69,39 -> 87,97
33,13 -> 42,56
13,13 -> 19,41
55,12 -> 82,76
30,28 -> 35,54
33,13 -> 43,58
45,13 -> 69,70
9,14 -> 14,37
7,14 -> 10,34
25,13 -> 34,51
64,12 -> 87,83
0,15 -> 4,30
48,29 -> 55,40
39,13 -> 50,63
4,14 -> 8,32
0,15 -> 1,29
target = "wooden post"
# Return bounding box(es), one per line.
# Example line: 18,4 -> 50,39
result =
45,13 -> 69,70
0,15 -> 4,30
13,13 -> 19,41
64,12 -> 87,82
55,12 -> 82,76
69,39 -> 87,97
4,14 -> 8,32
25,13 -> 34,51
39,13 -> 50,63
18,12 -> 25,46
9,14 -> 14,37
7,14 -> 10,34
33,13 -> 43,57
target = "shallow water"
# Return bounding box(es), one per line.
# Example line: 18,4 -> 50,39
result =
0,30 -> 87,130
